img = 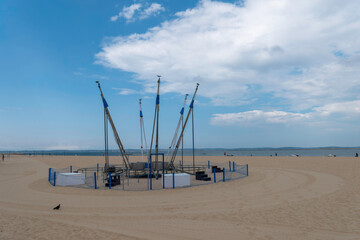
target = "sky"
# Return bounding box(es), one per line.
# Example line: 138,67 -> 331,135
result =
1,0 -> 360,150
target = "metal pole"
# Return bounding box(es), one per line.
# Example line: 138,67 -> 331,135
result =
139,99 -> 144,162
181,111 -> 184,170
182,95 -> 188,170
168,83 -> 199,169
165,94 -> 188,168
94,172 -> 97,189
104,108 -> 109,171
163,155 -> 165,189
150,155 -> 152,190
223,168 -> 225,182
147,161 -> 149,190
155,77 -> 160,176
192,103 -> 195,174
172,172 -> 175,189
149,76 -> 160,177
96,81 -> 130,170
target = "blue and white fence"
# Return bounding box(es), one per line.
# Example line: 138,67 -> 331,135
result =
48,165 -> 100,189
48,161 -> 249,191
220,162 -> 248,182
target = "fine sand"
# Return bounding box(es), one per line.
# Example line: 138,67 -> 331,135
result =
0,155 -> 359,240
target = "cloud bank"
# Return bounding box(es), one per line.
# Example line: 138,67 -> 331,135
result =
211,100 -> 360,127
99,0 -> 360,126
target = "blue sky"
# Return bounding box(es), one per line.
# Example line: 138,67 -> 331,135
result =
1,0 -> 359,150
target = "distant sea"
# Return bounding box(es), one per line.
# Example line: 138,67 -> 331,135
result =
2,148 -> 360,157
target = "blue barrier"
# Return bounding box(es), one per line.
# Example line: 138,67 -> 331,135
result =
213,170 -> 216,183
94,172 -> 97,189
208,161 -> 210,169
233,161 -> 235,172
70,165 -> 72,173
163,159 -> 165,189
223,168 -> 225,182
48,168 -> 51,182
108,173 -> 112,189
229,161 -> 231,171
172,172 -> 175,189
149,158 -> 152,190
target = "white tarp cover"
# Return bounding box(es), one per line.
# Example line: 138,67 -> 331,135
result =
162,173 -> 190,188
56,173 -> 85,186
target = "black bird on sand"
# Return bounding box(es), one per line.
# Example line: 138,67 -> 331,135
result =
53,204 -> 60,210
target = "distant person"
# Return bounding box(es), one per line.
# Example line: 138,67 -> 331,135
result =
224,152 -> 226,156
2,154 -> 4,161
275,152 -> 277,156
356,153 -> 359,157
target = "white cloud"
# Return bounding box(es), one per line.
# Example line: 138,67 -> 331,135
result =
45,145 -> 80,150
314,100 -> 360,116
211,110 -> 310,126
111,3 -> 142,22
113,87 -> 141,95
110,3 -> 164,22
211,100 -> 360,126
99,0 -> 360,119
140,3 -> 165,20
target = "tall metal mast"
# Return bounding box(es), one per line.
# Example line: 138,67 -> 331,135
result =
192,97 -> 195,174
96,81 -> 131,170
149,76 -> 161,175
104,104 -> 109,170
139,99 -> 148,162
168,83 -> 199,170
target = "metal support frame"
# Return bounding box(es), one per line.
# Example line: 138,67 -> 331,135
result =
149,153 -> 164,190
139,99 -> 148,163
168,83 -> 200,170
149,76 -> 161,177
165,94 -> 188,166
96,81 -> 130,171
192,99 -> 195,174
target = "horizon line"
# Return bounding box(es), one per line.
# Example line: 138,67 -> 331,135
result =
1,146 -> 360,152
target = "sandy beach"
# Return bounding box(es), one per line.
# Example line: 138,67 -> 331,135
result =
0,155 -> 359,240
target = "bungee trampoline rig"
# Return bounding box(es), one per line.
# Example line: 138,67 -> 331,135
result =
48,77 -> 248,190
